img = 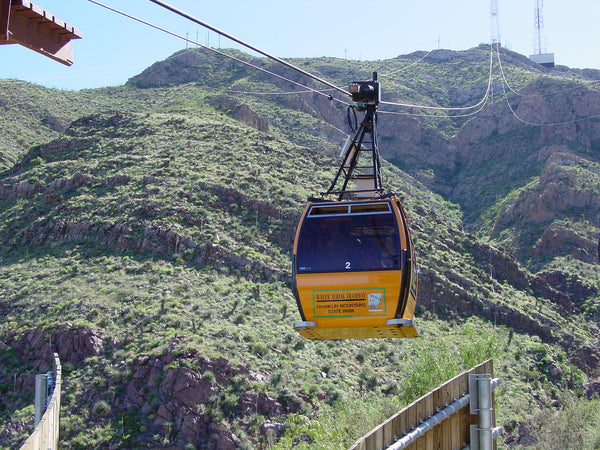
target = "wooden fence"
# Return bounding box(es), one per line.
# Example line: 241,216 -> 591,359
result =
20,353 -> 62,450
350,359 -> 496,450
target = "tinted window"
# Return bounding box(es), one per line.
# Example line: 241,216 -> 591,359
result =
296,206 -> 400,273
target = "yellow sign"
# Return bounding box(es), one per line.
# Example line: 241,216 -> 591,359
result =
313,288 -> 386,317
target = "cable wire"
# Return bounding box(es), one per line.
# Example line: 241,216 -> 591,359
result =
500,85 -> 600,127
495,43 -> 600,98
380,94 -> 489,119
226,88 -> 335,96
91,1 -> 600,127
495,45 -> 600,126
87,0 -> 342,102
378,49 -> 435,78
147,0 -> 351,98
379,44 -> 494,112
225,87 -> 351,107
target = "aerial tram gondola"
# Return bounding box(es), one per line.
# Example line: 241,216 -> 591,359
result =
292,73 -> 419,340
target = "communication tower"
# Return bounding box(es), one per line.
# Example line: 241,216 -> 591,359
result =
529,0 -> 554,67
490,0 -> 501,46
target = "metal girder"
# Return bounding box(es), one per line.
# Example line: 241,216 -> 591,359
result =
0,0 -> 82,66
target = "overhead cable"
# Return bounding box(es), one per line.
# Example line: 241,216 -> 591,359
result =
89,0 -> 493,120
498,72 -> 600,125
380,95 -> 489,119
378,49 -> 435,78
147,0 -> 351,98
500,89 -> 600,126
495,43 -> 600,98
225,87 -> 349,104
87,0 -> 342,102
226,88 -> 335,96
495,45 -> 600,126
379,44 -> 494,112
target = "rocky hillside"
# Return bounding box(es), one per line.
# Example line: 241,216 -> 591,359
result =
1,46 -> 600,448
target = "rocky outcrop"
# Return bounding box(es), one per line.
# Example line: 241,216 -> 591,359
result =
127,48 -> 258,89
3,325 -> 305,448
13,217 -> 287,282
493,153 -> 600,229
585,380 -> 600,399
466,240 -> 578,314
418,268 -> 556,343
532,223 -> 597,263
1,172 -> 295,282
6,322 -> 109,370
196,181 -> 299,246
0,171 -> 131,201
570,343 -> 600,379
208,95 -> 269,132
0,172 -> 91,200
538,270 -> 597,309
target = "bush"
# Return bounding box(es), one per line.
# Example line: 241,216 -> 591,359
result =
528,396 -> 600,449
93,400 -> 112,416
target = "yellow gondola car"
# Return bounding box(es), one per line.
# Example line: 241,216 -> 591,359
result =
292,195 -> 418,339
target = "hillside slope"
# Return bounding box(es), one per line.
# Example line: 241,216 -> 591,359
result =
1,46 -> 600,448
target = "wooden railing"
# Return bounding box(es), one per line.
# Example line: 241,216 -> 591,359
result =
20,353 -> 62,450
350,359 -> 497,450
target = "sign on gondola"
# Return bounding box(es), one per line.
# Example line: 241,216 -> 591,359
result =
313,289 -> 387,317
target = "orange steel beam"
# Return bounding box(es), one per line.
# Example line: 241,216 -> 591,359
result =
0,0 -> 82,66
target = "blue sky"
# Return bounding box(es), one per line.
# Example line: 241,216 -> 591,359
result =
1,0 -> 598,91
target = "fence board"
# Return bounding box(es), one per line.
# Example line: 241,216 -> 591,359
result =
349,360 -> 495,450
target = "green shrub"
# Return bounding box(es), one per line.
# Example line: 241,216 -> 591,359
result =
92,400 -> 112,416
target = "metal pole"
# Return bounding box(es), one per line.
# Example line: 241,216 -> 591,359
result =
463,428 -> 504,450
478,375 -> 493,450
34,374 -> 48,427
387,394 -> 471,450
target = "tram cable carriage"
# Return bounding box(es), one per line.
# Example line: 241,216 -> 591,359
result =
293,197 -> 418,339
292,73 -> 419,340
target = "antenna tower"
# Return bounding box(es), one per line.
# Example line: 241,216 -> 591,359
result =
529,0 -> 554,67
533,0 -> 545,54
490,0 -> 501,46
